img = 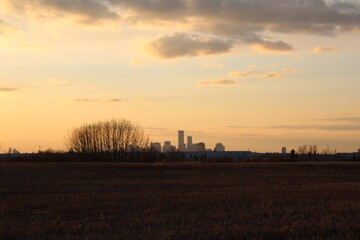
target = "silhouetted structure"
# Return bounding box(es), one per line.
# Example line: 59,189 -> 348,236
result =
163,141 -> 176,153
178,130 -> 186,151
150,142 -> 162,152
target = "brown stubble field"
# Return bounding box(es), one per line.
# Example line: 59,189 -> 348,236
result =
1,162 -> 360,239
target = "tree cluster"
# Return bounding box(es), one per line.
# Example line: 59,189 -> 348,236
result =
65,119 -> 149,154
297,144 -> 318,155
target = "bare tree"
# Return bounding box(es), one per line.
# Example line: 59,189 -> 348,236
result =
65,119 -> 150,154
297,145 -> 308,155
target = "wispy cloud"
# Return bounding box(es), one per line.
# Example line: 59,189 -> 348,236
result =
196,79 -> 240,86
251,40 -> 294,54
225,125 -> 255,129
73,98 -> 122,103
317,117 -> 360,123
282,67 -> 298,72
228,70 -> 259,78
311,46 -> 337,54
256,71 -> 285,79
269,124 -> 360,131
0,87 -> 19,92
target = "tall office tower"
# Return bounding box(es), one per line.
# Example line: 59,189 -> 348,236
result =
187,136 -> 193,150
178,130 -> 186,151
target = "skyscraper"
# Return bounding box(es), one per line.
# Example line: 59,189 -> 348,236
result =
187,136 -> 192,151
178,130 -> 186,151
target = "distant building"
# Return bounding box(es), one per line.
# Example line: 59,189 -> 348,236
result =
358,148 -> 360,153
192,142 -> 206,152
214,143 -> 225,152
282,147 -> 287,154
150,142 -> 162,152
163,141 -> 176,153
187,136 -> 193,151
178,130 -> 186,151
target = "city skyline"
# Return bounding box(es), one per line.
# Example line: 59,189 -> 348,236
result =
1,0 -> 360,153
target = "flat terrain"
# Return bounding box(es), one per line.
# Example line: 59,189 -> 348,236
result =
1,162 -> 360,239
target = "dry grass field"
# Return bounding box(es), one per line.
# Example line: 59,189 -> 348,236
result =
1,162 -> 360,239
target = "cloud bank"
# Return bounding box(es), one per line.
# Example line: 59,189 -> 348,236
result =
4,0 -> 360,57
197,79 -> 240,86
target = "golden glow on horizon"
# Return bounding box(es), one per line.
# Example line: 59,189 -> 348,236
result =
1,0 -> 360,153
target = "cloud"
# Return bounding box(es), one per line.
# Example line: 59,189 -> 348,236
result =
269,124 -> 360,131
282,67 -> 298,72
196,79 -> 240,86
251,40 -> 294,53
257,72 -> 285,79
0,18 -> 19,35
73,98 -> 122,103
0,87 -> 18,92
228,70 -> 258,78
317,117 -> 360,123
202,62 -> 223,68
311,46 -> 337,54
148,33 -> 234,58
4,0 -> 360,56
6,0 -> 119,24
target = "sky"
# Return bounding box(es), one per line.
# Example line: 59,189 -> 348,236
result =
1,0 -> 360,153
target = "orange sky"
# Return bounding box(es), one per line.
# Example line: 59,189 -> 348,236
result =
1,0 -> 360,153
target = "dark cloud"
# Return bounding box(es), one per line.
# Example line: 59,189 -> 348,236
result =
6,0 -> 360,55
10,0 -> 119,23
8,0 -> 360,32
148,33 -> 234,58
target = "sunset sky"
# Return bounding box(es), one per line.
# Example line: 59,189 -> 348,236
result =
1,0 -> 360,153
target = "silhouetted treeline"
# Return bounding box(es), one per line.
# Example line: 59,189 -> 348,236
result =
1,151 -> 160,163
65,119 -> 149,154
1,151 -> 358,163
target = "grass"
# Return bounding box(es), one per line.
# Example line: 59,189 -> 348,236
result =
1,162 -> 360,239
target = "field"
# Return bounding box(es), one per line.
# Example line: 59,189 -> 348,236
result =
1,162 -> 360,239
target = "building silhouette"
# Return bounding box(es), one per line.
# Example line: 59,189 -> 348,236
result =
163,141 -> 176,153
178,130 -> 186,151
282,147 -> 287,154
150,142 -> 162,152
187,136 -> 193,150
